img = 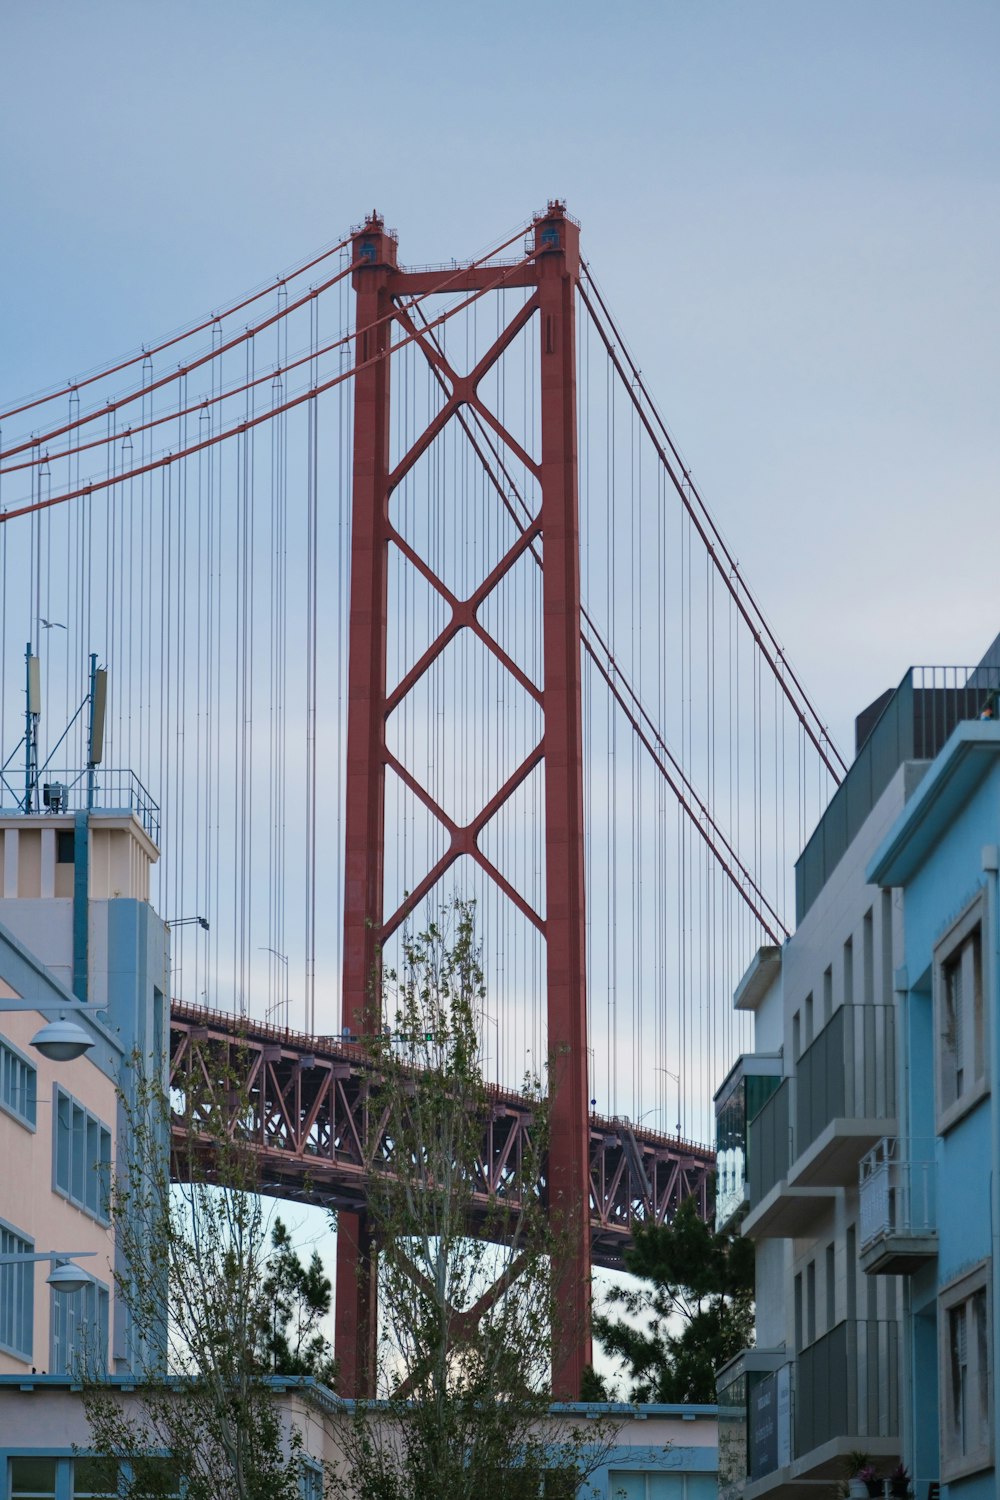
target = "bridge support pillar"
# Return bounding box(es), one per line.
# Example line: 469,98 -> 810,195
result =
535,204 -> 592,1396
337,213 -> 397,1396
334,1211 -> 377,1396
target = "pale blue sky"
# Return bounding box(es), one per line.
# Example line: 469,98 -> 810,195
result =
2,0 -> 997,750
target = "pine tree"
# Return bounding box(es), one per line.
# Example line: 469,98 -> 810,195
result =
593,1193 -> 754,1403
256,1217 -> 337,1387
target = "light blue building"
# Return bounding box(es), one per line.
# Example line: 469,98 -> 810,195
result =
868,718 -> 1000,1497
716,645 -> 1000,1500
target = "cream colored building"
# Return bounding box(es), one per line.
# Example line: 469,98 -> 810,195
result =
0,808 -> 167,1381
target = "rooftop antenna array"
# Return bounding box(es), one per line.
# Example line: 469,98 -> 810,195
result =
3,648 -> 108,815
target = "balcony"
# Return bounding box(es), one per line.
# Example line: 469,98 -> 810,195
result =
788,1004 -> 896,1188
859,1136 -> 937,1275
742,1080 -> 835,1239
714,1053 -> 783,1232
732,1322 -> 901,1497
793,1319 -> 901,1481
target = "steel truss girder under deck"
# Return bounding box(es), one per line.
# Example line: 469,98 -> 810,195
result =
169,1002 -> 714,1273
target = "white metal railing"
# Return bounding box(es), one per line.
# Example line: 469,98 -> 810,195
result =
859,1136 -> 936,1249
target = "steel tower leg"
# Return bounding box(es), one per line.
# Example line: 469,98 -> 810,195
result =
337,214 -> 397,1397
535,206 -> 592,1395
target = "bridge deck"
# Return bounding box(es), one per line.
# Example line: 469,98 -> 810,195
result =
169,1001 -> 715,1272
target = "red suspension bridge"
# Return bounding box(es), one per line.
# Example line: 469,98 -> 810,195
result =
0,203 -> 844,1395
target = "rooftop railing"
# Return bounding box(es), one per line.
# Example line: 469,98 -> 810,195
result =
0,768 -> 160,844
796,664 -> 1000,921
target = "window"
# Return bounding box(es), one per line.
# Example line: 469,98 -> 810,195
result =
939,1260 -> 992,1480
9,1458 -> 56,1499
300,1463 -> 324,1500
114,1459 -> 181,1498
608,1476 -> 716,1499
881,890 -> 893,1003
0,1218 -> 34,1360
54,1086 -> 111,1221
0,1035 -> 36,1128
863,908 -> 874,1004
825,1243 -> 836,1331
845,1225 -> 857,1320
935,897 -> 988,1128
51,1277 -> 110,1376
72,1458 -> 119,1498
806,1259 -> 816,1346
57,830 -> 75,864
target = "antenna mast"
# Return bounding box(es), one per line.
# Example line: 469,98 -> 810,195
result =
87,653 -> 107,809
23,643 -> 40,813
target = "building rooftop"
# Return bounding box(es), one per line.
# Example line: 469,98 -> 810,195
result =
795,660 -> 1000,921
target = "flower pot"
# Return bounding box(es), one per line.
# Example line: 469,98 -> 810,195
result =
866,1483 -> 883,1498
847,1483 -> 868,1499
890,1486 -> 909,1499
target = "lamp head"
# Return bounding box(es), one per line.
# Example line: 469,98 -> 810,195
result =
30,1017 -> 94,1061
46,1261 -> 92,1295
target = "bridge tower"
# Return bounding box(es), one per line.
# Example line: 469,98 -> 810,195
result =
337,204 -> 592,1398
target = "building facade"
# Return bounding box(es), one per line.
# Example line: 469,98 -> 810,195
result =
867,720 -> 1000,1498
0,806 -> 168,1382
717,658 -> 1000,1500
0,1380 -> 720,1500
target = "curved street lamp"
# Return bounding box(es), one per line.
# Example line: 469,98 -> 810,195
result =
0,1249 -> 97,1295
0,997 -> 117,1061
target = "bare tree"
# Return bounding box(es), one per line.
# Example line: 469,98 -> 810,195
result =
82,1050 -> 338,1500
334,900 -> 622,1500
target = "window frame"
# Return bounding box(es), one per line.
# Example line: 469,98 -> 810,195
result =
50,1274 -> 110,1378
299,1460 -> 324,1500
934,891 -> 990,1133
0,1214 -> 34,1362
0,1032 -> 37,1131
8,1455 -> 59,1499
52,1085 -> 112,1224
938,1258 -> 993,1482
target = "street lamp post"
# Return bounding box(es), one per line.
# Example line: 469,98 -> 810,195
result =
656,1067 -> 682,1136
259,946 -> 289,1029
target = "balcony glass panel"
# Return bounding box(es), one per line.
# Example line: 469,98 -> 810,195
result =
796,1004 -> 896,1159
795,1318 -> 899,1457
747,1079 -> 790,1209
715,1060 -> 783,1230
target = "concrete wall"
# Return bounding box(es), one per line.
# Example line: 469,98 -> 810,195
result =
0,1381 -> 719,1498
